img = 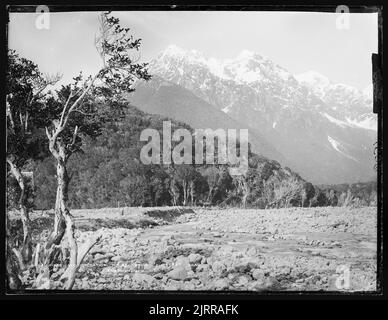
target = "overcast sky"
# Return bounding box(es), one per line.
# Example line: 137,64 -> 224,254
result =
8,10 -> 378,90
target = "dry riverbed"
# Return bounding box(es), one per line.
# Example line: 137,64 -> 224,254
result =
15,206 -> 377,291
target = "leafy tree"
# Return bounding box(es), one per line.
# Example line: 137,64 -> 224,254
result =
301,182 -> 315,207
232,173 -> 251,208
201,166 -> 231,204
271,176 -> 305,208
309,187 -> 329,207
6,50 -> 60,269
36,12 -> 151,289
324,189 -> 339,206
170,165 -> 201,206
339,188 -> 354,207
169,175 -> 180,206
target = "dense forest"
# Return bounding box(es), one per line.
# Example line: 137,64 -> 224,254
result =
7,104 -> 377,211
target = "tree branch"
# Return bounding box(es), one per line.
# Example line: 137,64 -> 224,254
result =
59,91 -> 73,127
61,73 -> 100,131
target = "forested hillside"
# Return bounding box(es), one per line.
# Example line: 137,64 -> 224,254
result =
8,104 -> 375,211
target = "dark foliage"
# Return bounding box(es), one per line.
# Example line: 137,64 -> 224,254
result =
21,103 -> 354,210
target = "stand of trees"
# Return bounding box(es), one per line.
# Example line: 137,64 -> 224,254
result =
8,103 -> 376,215
319,182 -> 377,207
6,12 -> 150,290
8,102 -> 377,216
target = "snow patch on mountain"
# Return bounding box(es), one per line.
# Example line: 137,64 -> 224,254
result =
346,116 -> 377,131
295,71 -> 371,103
222,105 -> 232,114
321,112 -> 376,131
321,112 -> 352,128
207,57 -> 228,80
295,71 -> 331,99
327,136 -> 360,163
363,84 -> 373,99
225,50 -> 292,84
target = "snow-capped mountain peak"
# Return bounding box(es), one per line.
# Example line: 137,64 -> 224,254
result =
160,44 -> 186,58
153,45 -> 295,85
136,45 -> 377,183
363,84 -> 373,99
158,45 -> 209,66
295,70 -> 330,85
236,49 -> 260,60
295,70 -> 331,98
295,70 -> 372,102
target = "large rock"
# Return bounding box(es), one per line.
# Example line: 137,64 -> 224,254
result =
188,253 -> 202,264
252,269 -> 266,281
213,278 -> 230,290
250,276 -> 280,290
94,253 -> 115,261
196,264 -> 210,273
211,261 -> 227,276
132,273 -> 155,285
153,264 -> 170,273
175,255 -> 191,268
111,255 -> 125,262
231,258 -> 261,273
167,266 -> 189,281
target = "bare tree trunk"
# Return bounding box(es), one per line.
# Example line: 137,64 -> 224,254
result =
45,160 -> 67,249
5,211 -> 22,290
301,193 -> 306,207
207,186 -> 214,203
242,193 -> 248,208
242,183 -> 249,208
60,233 -> 101,287
63,208 -> 78,289
7,157 -> 32,264
182,181 -> 188,206
190,180 -> 195,205
55,155 -> 78,289
6,243 -> 22,290
45,142 -> 78,289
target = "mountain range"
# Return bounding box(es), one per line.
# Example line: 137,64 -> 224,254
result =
127,45 -> 377,184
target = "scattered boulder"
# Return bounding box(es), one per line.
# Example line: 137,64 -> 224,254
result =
175,255 -> 191,267
213,278 -> 230,290
132,273 -> 155,285
188,253 -> 202,264
167,266 -> 189,281
94,253 -> 114,261
196,264 -> 210,273
153,264 -> 170,273
111,255 -> 125,262
250,275 -> 281,290
231,258 -> 260,273
211,261 -> 227,276
235,274 -> 252,287
252,268 -> 266,281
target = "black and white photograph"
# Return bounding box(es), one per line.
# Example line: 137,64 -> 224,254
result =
4,5 -> 383,298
